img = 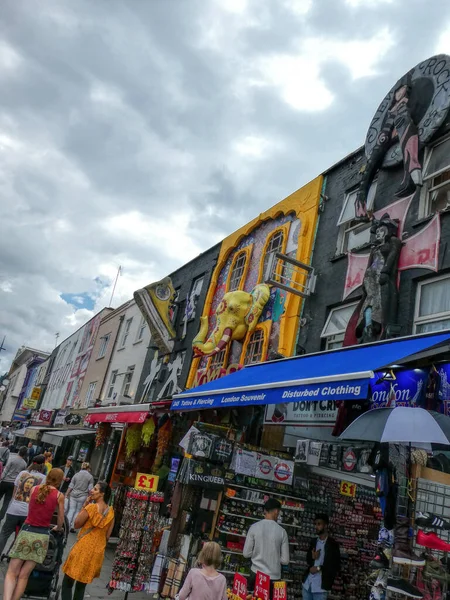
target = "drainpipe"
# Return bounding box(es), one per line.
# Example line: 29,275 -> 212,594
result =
97,316 -> 125,402
295,175 -> 328,354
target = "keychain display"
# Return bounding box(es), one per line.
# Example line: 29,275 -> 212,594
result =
109,488 -> 168,593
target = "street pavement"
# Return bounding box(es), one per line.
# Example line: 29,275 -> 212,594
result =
0,532 -> 151,600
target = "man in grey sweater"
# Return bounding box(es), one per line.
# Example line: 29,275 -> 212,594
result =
0,446 -> 27,521
243,498 -> 290,592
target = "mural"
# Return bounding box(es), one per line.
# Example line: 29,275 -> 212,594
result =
141,350 -> 186,402
356,54 -> 450,216
193,284 -> 270,357
134,276 -> 177,355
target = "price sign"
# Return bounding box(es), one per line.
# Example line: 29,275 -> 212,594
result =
134,472 -> 159,492
340,480 -> 357,498
232,573 -> 247,600
254,571 -> 270,600
273,581 -> 287,600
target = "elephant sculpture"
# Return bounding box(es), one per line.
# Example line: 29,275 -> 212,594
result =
134,276 -> 177,355
193,284 -> 271,357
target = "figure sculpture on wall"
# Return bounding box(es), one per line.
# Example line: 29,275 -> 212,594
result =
193,284 -> 270,357
354,215 -> 402,344
355,75 -> 422,217
134,277 -> 177,355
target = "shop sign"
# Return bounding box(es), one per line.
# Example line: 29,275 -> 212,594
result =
232,573 -> 247,600
65,413 -> 82,426
54,410 -> 68,427
30,387 -> 41,401
134,472 -> 159,492
370,369 -> 427,408
185,460 -> 225,489
254,571 -> 270,600
340,481 -> 357,498
172,380 -> 368,411
22,398 -> 38,409
32,410 -> 53,426
85,410 -> 148,424
273,581 -> 287,600
265,400 -> 338,426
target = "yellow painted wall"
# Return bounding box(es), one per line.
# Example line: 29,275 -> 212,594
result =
186,175 -> 323,389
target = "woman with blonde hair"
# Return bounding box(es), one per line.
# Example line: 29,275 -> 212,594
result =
3,468 -> 65,600
177,541 -> 227,600
43,451 -> 53,475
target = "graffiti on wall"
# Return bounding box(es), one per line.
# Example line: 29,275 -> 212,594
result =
141,350 -> 186,402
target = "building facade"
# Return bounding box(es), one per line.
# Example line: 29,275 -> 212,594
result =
185,176 -> 323,389
298,54 -> 450,355
134,245 -> 221,404
40,308 -> 110,412
0,347 -> 50,424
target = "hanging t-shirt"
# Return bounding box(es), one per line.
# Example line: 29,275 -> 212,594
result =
8,469 -> 46,517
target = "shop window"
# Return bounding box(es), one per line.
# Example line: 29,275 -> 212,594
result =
261,229 -> 285,282
337,180 -> 377,254
120,318 -> 133,348
85,381 -> 97,407
321,303 -> 358,350
420,135 -> 450,217
414,275 -> 450,333
208,347 -> 229,371
122,365 -> 135,398
97,334 -> 110,359
107,370 -> 118,399
228,252 -> 247,292
243,329 -> 265,365
136,317 -> 146,342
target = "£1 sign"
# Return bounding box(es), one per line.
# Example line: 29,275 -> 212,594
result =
134,472 -> 159,492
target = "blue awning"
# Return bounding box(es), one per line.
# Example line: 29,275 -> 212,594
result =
171,331 -> 450,411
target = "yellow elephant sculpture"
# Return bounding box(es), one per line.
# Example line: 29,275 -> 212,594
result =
193,284 -> 271,357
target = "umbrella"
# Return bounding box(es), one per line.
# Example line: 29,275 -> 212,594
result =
339,407 -> 450,445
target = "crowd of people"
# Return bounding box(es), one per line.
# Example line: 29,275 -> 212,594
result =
0,441 -> 114,600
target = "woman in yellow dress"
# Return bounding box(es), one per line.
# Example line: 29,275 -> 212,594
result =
62,481 -> 114,600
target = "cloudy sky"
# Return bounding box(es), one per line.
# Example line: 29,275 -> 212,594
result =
1,0 -> 450,369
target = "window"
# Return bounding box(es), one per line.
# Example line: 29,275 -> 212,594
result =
421,135 -> 450,216
414,275 -> 450,333
136,317 -> 146,342
243,329 -> 265,365
228,252 -> 247,292
337,180 -> 377,254
122,366 -> 135,397
262,230 -> 285,281
209,349 -> 227,371
107,370 -> 118,399
85,382 -> 97,407
120,318 -> 133,348
321,303 -> 358,350
97,334 -> 110,359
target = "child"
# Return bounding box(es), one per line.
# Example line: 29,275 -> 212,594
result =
177,541 -> 227,600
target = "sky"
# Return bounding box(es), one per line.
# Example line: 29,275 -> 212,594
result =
1,0 -> 450,369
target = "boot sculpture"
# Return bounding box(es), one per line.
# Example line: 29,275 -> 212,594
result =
393,517 -> 425,566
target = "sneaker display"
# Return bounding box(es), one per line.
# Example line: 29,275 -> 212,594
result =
387,577 -> 424,599
370,550 -> 390,569
416,512 -> 450,530
393,547 -> 426,566
417,530 -> 450,552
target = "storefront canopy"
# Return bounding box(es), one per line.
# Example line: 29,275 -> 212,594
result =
42,429 -> 94,447
172,331 -> 450,411
85,403 -> 153,424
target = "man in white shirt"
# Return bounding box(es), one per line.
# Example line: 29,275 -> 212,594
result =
243,498 -> 290,594
303,514 -> 341,600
